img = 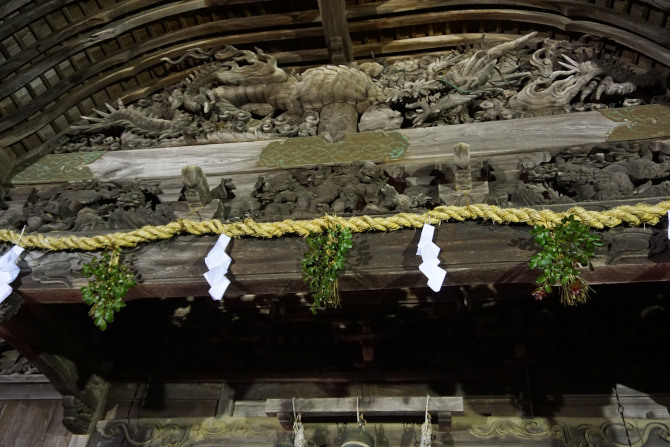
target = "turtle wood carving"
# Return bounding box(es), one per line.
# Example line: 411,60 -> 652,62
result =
200,49 -> 385,142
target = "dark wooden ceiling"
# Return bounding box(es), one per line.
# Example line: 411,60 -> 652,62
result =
1,0 -> 669,183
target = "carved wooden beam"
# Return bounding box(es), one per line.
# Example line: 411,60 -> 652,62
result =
14,222 -> 670,305
318,0 -> 354,64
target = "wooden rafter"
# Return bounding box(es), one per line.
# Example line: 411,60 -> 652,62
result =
318,0 -> 354,64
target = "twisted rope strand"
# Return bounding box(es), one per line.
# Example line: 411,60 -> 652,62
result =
1,200 -> 668,252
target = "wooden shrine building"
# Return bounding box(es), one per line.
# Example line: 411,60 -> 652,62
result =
2,1 -> 670,446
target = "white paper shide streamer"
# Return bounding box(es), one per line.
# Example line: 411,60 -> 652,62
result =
416,224 -> 447,292
203,234 -> 232,300
0,245 -> 25,303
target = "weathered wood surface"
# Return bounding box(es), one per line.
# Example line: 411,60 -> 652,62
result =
0,24 -> 324,148
237,382 -> 670,419
346,9 -> 670,65
0,0 -> 72,43
347,0 -> 670,17
104,382 -> 221,420
347,0 -> 670,47
66,107 -> 627,183
0,399 -> 73,447
0,376 -> 61,400
318,0 -> 354,64
645,0 -> 670,9
353,33 -> 519,57
0,0 -> 32,21
0,302 -> 109,433
0,146 -> 16,184
0,0 -> 297,87
68,380 -> 670,419
16,221 -> 670,304
252,32 -> 513,65
266,396 -> 464,417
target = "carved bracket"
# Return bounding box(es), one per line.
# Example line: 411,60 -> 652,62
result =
0,292 -> 23,325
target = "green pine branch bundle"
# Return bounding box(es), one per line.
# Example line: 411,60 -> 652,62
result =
81,247 -> 136,330
301,225 -> 353,314
529,215 -> 603,305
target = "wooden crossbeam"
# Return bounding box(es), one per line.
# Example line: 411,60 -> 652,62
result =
12,105 -> 638,185
266,396 -> 464,417
13,221 -> 670,304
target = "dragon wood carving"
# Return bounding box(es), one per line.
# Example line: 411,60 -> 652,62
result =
68,33 -> 666,152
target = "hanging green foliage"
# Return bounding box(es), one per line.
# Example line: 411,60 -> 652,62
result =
81,247 -> 136,330
529,215 -> 603,305
301,225 -> 353,314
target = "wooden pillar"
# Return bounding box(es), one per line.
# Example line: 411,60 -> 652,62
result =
317,0 -> 354,64
215,383 -> 235,417
0,146 -> 16,185
0,293 -> 108,434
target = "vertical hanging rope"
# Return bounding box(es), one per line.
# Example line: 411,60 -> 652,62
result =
357,397 -> 361,427
614,386 -> 633,447
293,397 -> 307,447
419,394 -> 432,447
15,225 -> 25,246
356,396 -> 367,428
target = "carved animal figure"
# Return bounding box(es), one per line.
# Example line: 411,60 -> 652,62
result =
508,38 -> 666,111
209,63 -> 384,116
74,99 -> 190,140
70,33 -> 663,151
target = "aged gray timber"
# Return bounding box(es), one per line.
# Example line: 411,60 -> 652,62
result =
0,399 -> 75,447
318,0 -> 354,64
345,8 -> 670,65
0,0 -> 290,92
265,396 -> 464,417
82,108 -> 624,182
347,1 -> 670,48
